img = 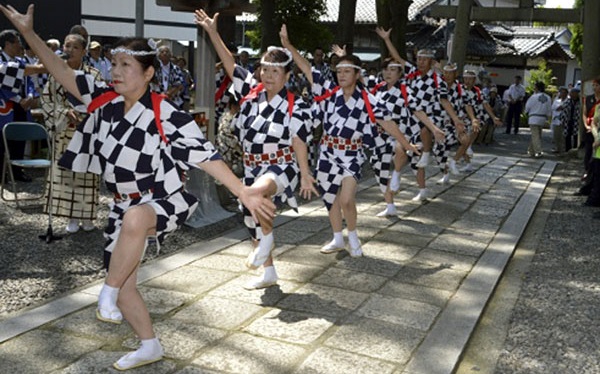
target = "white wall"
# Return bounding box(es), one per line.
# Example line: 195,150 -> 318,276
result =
81,0 -> 197,40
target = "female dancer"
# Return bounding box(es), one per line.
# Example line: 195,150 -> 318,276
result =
280,26 -> 418,257
195,10 -> 318,289
0,4 -> 275,370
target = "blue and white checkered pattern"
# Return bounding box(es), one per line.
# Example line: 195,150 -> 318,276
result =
59,71 -> 221,252
311,70 -> 392,210
231,66 -> 312,240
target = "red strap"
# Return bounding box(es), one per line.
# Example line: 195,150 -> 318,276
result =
87,90 -> 119,113
361,90 -> 377,124
287,90 -> 294,118
473,86 -> 481,101
370,81 -> 386,95
400,83 -> 409,107
433,72 -> 439,89
214,75 -> 231,103
239,83 -> 264,106
405,70 -> 422,81
457,82 -> 463,97
314,86 -> 341,102
151,93 -> 168,144
87,90 -> 168,144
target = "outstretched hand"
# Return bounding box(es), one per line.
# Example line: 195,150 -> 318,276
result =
375,27 -> 391,40
299,174 -> 319,200
279,24 -> 291,49
194,8 -> 218,32
331,44 -> 346,58
0,4 -> 34,35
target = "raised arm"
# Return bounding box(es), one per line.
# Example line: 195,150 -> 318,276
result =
0,4 -> 82,102
195,9 -> 236,79
279,24 -> 313,85
375,27 -> 406,66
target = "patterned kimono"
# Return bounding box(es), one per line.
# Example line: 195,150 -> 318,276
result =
465,85 -> 490,126
437,79 -> 464,169
311,70 -> 392,209
59,71 -> 221,262
41,65 -> 103,220
231,65 -> 312,240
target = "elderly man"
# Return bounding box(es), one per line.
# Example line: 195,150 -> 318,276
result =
525,81 -> 552,157
154,45 -> 184,109
88,40 -> 111,82
551,86 -> 568,153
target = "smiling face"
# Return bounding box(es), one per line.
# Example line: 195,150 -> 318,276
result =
110,52 -> 154,101
259,65 -> 288,95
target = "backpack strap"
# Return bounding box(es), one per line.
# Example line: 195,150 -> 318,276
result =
361,89 -> 377,124
87,89 -> 168,144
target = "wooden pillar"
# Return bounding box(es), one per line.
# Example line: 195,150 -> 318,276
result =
581,0 -> 600,82
450,0 -> 474,72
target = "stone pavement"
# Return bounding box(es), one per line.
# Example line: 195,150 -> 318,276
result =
0,150 -> 555,374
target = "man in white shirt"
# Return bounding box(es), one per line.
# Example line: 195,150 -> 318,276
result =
551,86 -> 568,153
505,75 -> 526,134
525,81 -> 552,157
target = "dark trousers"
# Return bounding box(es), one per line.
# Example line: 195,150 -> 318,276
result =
564,122 -> 578,152
586,158 -> 600,205
582,131 -> 594,174
505,101 -> 522,134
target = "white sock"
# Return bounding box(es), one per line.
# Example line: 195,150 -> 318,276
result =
386,203 -> 395,210
392,170 -> 401,181
263,265 -> 277,281
259,232 -> 274,253
140,337 -> 163,354
115,337 -> 163,369
333,231 -> 344,245
347,230 -> 361,249
99,284 -> 119,308
419,188 -> 427,195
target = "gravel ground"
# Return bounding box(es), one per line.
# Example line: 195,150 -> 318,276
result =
0,172 -> 243,318
495,155 -> 600,374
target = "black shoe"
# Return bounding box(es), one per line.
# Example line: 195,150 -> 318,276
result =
13,170 -> 32,182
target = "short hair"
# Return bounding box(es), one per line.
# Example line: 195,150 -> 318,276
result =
515,75 -> 522,80
260,48 -> 293,73
0,29 -> 20,49
64,33 -> 87,49
338,54 -> 362,72
535,81 -> 545,92
69,25 -> 89,40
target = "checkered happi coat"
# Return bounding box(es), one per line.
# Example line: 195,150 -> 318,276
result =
311,69 -> 392,210
58,71 -> 222,253
231,66 -> 312,239
465,86 -> 490,125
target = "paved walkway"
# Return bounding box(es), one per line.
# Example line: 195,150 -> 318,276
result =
0,149 -> 555,373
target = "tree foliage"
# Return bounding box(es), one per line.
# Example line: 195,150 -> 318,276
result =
569,0 -> 583,64
526,60 -> 555,94
246,0 -> 333,53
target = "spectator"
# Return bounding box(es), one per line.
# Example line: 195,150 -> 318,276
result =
582,80 -> 600,180
237,50 -> 253,73
477,86 -> 504,145
561,86 -> 581,153
88,41 -> 111,82
311,46 -> 332,81
175,56 -> 194,111
154,45 -> 184,109
505,75 -> 526,134
525,81 -> 552,157
551,86 -> 568,153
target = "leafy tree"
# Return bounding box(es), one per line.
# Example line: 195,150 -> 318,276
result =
246,0 -> 332,53
569,0 -> 583,64
526,60 -> 555,94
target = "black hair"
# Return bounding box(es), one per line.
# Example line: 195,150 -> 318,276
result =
112,37 -> 157,71
0,29 -> 20,49
338,54 -> 362,72
260,48 -> 292,73
65,33 -> 87,49
381,57 -> 402,70
535,81 -> 545,92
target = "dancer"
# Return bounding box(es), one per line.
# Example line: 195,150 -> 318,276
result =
280,26 -> 418,257
0,4 -> 275,371
40,33 -> 102,233
195,10 -> 318,289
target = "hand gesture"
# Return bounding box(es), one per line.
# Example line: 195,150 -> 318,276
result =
238,185 -> 276,223
375,27 -> 391,40
454,118 -> 466,133
194,9 -> 218,33
433,127 -> 446,143
299,173 -> 318,200
471,119 -> 481,133
331,44 -> 346,58
406,143 -> 421,156
279,24 -> 291,49
0,4 -> 34,35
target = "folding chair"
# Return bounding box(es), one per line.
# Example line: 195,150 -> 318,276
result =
1,121 -> 52,208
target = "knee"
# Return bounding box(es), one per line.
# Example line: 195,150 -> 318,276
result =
339,195 -> 356,212
121,206 -> 154,237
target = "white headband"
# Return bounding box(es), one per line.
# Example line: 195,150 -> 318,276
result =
260,46 -> 292,67
336,63 -> 361,70
387,63 -> 403,68
111,39 -> 158,57
417,50 -> 435,58
463,71 -> 477,77
443,64 -> 457,72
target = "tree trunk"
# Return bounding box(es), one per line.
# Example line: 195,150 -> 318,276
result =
336,0 -> 357,55
260,0 -> 278,52
376,0 -> 410,59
